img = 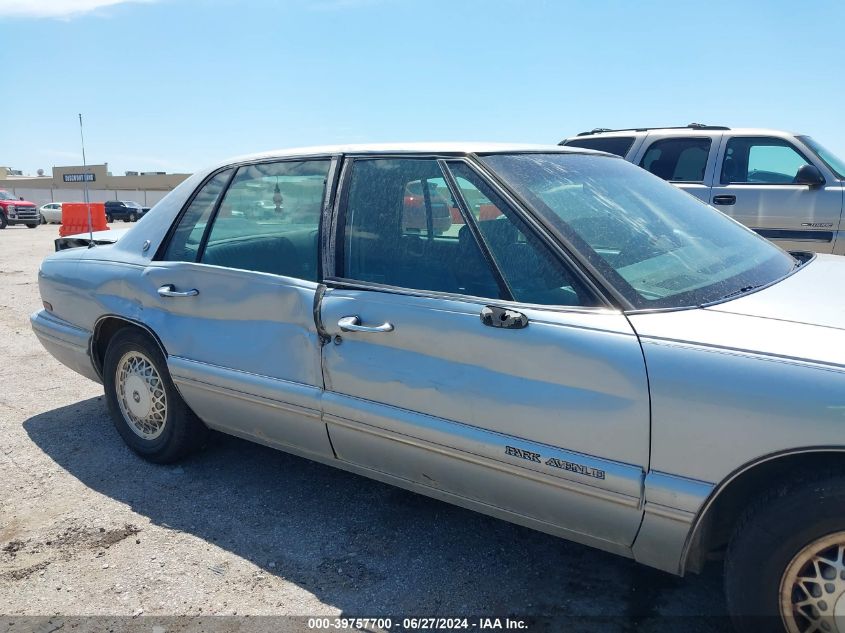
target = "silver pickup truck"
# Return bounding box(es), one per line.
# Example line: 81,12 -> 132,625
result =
561,125 -> 845,254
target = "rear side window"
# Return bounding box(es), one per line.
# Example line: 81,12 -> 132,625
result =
563,136 -> 635,157
199,160 -> 330,281
640,137 -> 711,182
162,168 -> 233,262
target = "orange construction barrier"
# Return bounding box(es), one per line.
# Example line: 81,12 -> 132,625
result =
59,202 -> 108,237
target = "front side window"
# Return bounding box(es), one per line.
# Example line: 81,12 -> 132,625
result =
721,137 -> 811,184
639,137 -> 711,182
446,161 -> 589,306
162,168 -> 233,262
340,158 -> 502,298
200,160 -> 330,280
481,153 -> 795,310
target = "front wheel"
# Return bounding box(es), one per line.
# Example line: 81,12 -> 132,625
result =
129,212 -> 138,222
0,213 -> 6,229
103,328 -> 207,463
725,475 -> 845,633
26,223 -> 37,229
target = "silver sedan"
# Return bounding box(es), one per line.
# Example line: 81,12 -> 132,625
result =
31,143 -> 845,633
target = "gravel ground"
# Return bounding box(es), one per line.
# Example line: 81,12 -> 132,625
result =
0,225 -> 731,631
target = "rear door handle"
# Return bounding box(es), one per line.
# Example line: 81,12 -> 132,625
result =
157,284 -> 199,298
480,305 -> 528,329
338,315 -> 394,333
712,195 -> 736,205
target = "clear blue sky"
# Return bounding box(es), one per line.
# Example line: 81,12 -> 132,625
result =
2,0 -> 844,176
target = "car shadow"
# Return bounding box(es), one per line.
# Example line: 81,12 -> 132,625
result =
23,397 -> 728,631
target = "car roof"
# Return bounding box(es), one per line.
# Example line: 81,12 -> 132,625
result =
566,127 -> 802,140
217,142 -> 603,168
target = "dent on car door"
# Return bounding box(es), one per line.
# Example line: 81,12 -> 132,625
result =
710,136 -> 841,253
144,158 -> 336,459
319,156 -> 650,550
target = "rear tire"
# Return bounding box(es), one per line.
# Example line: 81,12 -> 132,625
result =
103,328 -> 207,463
725,475 -> 845,633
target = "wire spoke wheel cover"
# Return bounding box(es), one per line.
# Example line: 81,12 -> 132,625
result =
115,350 -> 167,440
781,532 -> 845,633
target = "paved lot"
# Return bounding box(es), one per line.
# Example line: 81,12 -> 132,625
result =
0,224 -> 731,631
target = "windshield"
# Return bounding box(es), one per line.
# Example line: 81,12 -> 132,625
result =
799,136 -> 845,179
0,191 -> 16,201
480,153 -> 796,310
121,201 -> 142,208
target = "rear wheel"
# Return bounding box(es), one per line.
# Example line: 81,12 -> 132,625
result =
725,475 -> 845,633
103,328 -> 207,463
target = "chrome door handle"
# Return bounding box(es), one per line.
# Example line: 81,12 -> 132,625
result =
338,315 -> 394,333
157,284 -> 199,298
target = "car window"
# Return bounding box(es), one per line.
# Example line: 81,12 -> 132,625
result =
563,136 -> 635,157
445,161 -> 590,306
721,137 -> 811,184
481,153 -> 795,310
199,160 -> 329,281
161,168 -> 233,262
340,158 -> 503,299
639,137 -> 711,182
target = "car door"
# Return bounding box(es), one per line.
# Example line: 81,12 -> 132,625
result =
319,155 -> 649,549
141,157 -> 337,459
709,135 -> 843,253
633,133 -> 720,203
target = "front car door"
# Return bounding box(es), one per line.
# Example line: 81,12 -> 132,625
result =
319,154 -> 650,552
710,134 -> 844,253
142,156 -> 337,459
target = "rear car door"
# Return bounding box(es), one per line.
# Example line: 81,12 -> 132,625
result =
710,135 -> 843,252
319,155 -> 650,549
142,157 -> 337,459
634,134 -> 720,203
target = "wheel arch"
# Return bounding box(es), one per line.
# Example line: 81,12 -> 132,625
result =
90,315 -> 169,381
682,448 -> 845,574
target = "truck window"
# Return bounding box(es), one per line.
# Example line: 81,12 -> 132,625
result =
639,137 -> 711,182
721,137 -> 813,184
562,136 -> 635,157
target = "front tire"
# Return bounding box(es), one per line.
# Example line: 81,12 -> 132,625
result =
0,213 -> 6,229
725,475 -> 845,633
129,211 -> 138,222
26,223 -> 37,228
103,328 -> 207,463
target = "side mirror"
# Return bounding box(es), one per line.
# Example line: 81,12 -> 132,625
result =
795,164 -> 825,188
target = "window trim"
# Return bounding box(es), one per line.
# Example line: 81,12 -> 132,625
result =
325,153 -> 612,311
719,136 -> 816,186
638,136 -> 713,184
563,136 -> 636,158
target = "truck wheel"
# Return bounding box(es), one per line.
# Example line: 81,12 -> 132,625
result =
129,212 -> 138,222
103,328 -> 207,463
0,213 -> 6,229
725,475 -> 845,633
106,213 -> 113,223
26,223 -> 37,229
